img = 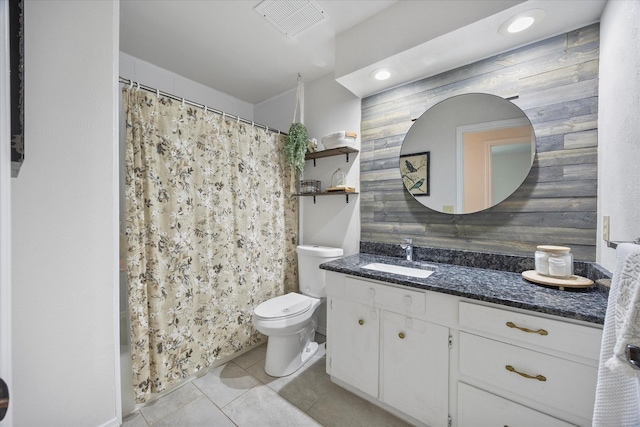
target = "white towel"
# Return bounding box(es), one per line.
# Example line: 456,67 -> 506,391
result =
593,243 -> 640,426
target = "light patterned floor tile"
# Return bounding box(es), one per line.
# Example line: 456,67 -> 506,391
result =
192,361 -> 260,408
128,334 -> 409,427
152,396 -> 235,427
246,345 -> 333,412
121,412 -> 149,427
306,383 -> 412,427
223,384 -> 323,427
139,382 -> 203,425
232,342 -> 267,370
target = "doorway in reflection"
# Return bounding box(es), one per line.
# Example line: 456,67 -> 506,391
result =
459,119 -> 534,213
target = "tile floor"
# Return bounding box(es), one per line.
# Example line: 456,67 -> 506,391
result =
122,337 -> 411,427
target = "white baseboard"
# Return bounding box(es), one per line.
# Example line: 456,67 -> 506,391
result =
98,417 -> 121,427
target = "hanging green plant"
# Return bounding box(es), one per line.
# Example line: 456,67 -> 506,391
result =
285,122 -> 308,176
286,73 -> 308,193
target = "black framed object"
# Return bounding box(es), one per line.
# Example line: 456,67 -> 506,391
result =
399,151 -> 430,197
10,0 -> 24,177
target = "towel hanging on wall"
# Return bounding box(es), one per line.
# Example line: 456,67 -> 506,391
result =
593,242 -> 640,426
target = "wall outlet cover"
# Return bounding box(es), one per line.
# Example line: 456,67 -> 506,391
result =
603,215 -> 610,241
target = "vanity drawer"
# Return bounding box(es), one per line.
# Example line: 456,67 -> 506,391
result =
345,277 -> 426,315
458,382 -> 575,427
459,302 -> 602,361
459,332 -> 597,421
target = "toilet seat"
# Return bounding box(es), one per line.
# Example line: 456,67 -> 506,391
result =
254,293 -> 312,320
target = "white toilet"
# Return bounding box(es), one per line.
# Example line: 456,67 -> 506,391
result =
252,245 -> 343,377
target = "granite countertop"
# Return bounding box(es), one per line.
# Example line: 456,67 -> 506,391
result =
320,253 -> 608,325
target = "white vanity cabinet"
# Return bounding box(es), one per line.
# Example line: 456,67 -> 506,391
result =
324,269 -> 605,427
457,301 -> 603,426
326,273 -> 451,427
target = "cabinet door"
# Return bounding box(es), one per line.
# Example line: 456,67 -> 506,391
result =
382,311 -> 449,426
329,297 -> 379,398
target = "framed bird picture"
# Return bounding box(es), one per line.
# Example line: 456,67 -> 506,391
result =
400,151 -> 430,196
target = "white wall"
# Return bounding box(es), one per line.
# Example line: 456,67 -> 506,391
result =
254,86 -> 299,134
255,73 -> 362,256
1,1 -> 14,425
597,0 -> 640,271
301,73 -> 361,256
120,52 -> 254,120
11,2 -> 120,426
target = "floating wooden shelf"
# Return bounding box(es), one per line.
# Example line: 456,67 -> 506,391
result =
299,146 -> 359,203
305,147 -> 359,166
294,191 -> 359,204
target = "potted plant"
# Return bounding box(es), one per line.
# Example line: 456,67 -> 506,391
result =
285,122 -> 308,192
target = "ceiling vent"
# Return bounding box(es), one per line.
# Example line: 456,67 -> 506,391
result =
255,0 -> 329,39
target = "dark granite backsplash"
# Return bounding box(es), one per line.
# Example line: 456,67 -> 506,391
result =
360,241 -> 611,277
360,241 -> 612,296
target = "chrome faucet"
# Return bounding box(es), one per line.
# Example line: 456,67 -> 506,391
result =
400,238 -> 413,261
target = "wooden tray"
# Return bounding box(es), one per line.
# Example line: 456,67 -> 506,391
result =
325,186 -> 356,193
521,270 -> 594,290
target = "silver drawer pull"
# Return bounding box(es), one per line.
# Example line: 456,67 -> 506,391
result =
506,321 -> 548,336
505,365 -> 547,382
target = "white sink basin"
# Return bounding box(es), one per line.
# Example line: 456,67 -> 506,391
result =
361,263 -> 434,278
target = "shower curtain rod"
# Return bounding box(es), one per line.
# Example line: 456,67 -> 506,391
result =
119,77 -> 286,135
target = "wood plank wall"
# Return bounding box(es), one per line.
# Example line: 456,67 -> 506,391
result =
360,24 -> 599,261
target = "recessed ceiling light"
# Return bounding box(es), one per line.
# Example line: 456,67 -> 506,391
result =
371,68 -> 392,81
499,9 -> 545,35
508,16 -> 535,33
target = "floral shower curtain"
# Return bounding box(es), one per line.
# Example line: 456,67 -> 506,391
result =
123,88 -> 298,403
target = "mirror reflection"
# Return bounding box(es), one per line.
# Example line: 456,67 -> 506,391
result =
400,93 -> 535,214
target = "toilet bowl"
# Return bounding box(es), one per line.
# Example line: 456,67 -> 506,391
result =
252,245 -> 343,377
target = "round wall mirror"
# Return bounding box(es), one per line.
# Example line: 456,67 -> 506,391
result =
399,93 -> 535,214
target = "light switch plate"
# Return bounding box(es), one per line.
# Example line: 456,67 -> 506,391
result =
603,215 -> 610,241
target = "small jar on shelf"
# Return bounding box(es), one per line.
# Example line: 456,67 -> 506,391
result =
298,180 -> 321,194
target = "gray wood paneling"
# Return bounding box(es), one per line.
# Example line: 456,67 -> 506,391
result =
360,24 -> 599,261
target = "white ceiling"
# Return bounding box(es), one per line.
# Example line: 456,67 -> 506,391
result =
120,0 -> 607,105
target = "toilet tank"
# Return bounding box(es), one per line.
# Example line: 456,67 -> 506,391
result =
297,245 -> 343,298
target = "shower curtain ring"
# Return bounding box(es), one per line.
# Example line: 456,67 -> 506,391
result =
204,105 -> 207,113
237,116 -> 240,124
128,80 -> 133,90
136,82 -> 140,91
